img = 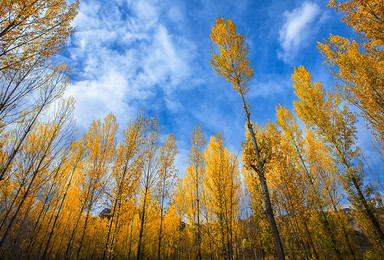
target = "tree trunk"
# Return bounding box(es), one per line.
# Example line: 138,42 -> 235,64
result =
75,193 -> 94,259
239,90 -> 285,260
64,189 -> 90,259
41,156 -> 80,259
351,175 -> 384,241
341,154 -> 384,243
0,129 -> 55,250
103,192 -> 119,260
26,160 -> 65,258
137,186 -> 148,260
195,164 -> 202,260
128,215 -> 134,259
158,186 -> 165,260
0,102 -> 44,181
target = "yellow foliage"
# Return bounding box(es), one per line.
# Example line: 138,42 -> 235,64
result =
0,0 -> 79,71
319,0 -> 384,153
210,17 -> 253,93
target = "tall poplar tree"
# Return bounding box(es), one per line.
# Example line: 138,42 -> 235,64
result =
292,66 -> 384,252
318,0 -> 384,154
204,133 -> 240,260
183,123 -> 206,260
210,17 -> 285,259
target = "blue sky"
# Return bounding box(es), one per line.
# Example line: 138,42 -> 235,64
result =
57,0 -> 372,175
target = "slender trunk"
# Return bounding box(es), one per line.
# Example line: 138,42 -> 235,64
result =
103,158 -> 131,260
351,175 -> 384,241
332,141 -> 384,244
0,166 -> 39,249
157,206 -> 164,260
64,189 -> 90,259
0,175 -> 29,230
128,215 -> 134,259
26,160 -> 65,258
195,164 -> 202,260
137,186 -> 148,260
293,140 -> 342,259
229,167 -> 235,260
239,90 -> 285,259
327,189 -> 357,259
41,156 -> 80,259
103,192 -> 120,260
157,188 -> 165,260
320,209 -> 343,259
35,197 -> 60,259
278,202 -> 301,260
220,216 -> 227,259
249,165 -> 284,259
0,103 -> 44,181
109,202 -> 122,260
303,221 -> 319,260
280,178 -> 310,260
340,153 -> 384,242
75,192 -> 95,259
0,128 -> 55,250
8,195 -> 35,257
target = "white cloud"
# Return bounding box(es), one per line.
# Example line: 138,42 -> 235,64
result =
142,25 -> 193,94
247,74 -> 290,98
165,96 -> 183,113
167,6 -> 184,23
64,0 -> 196,128
278,1 -> 323,63
64,70 -> 137,127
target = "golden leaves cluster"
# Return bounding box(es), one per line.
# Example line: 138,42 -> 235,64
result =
319,0 -> 384,152
0,0 -> 79,71
210,17 -> 253,93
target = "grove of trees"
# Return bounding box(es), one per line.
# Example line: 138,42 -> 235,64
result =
0,0 -> 384,259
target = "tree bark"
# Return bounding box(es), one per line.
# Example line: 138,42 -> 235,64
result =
239,90 -> 285,260
137,186 -> 148,260
351,175 -> 384,241
41,156 -> 81,260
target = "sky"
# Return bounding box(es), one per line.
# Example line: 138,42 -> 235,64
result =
56,0 -> 375,176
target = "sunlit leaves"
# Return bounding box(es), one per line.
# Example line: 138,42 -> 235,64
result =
319,0 -> 384,154
210,17 -> 253,93
0,0 -> 79,71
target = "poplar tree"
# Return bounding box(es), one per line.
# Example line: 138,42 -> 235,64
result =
183,123 -> 206,260
210,17 -> 285,259
204,133 -> 240,260
103,114 -> 147,260
318,0 -> 384,154
293,66 -> 384,253
156,134 -> 177,260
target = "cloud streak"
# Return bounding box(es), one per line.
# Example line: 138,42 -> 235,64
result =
64,0 -> 196,129
278,1 -> 324,63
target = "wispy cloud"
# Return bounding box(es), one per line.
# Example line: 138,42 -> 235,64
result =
64,70 -> 135,127
278,1 -> 325,63
64,0 -> 196,129
248,74 -> 290,98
